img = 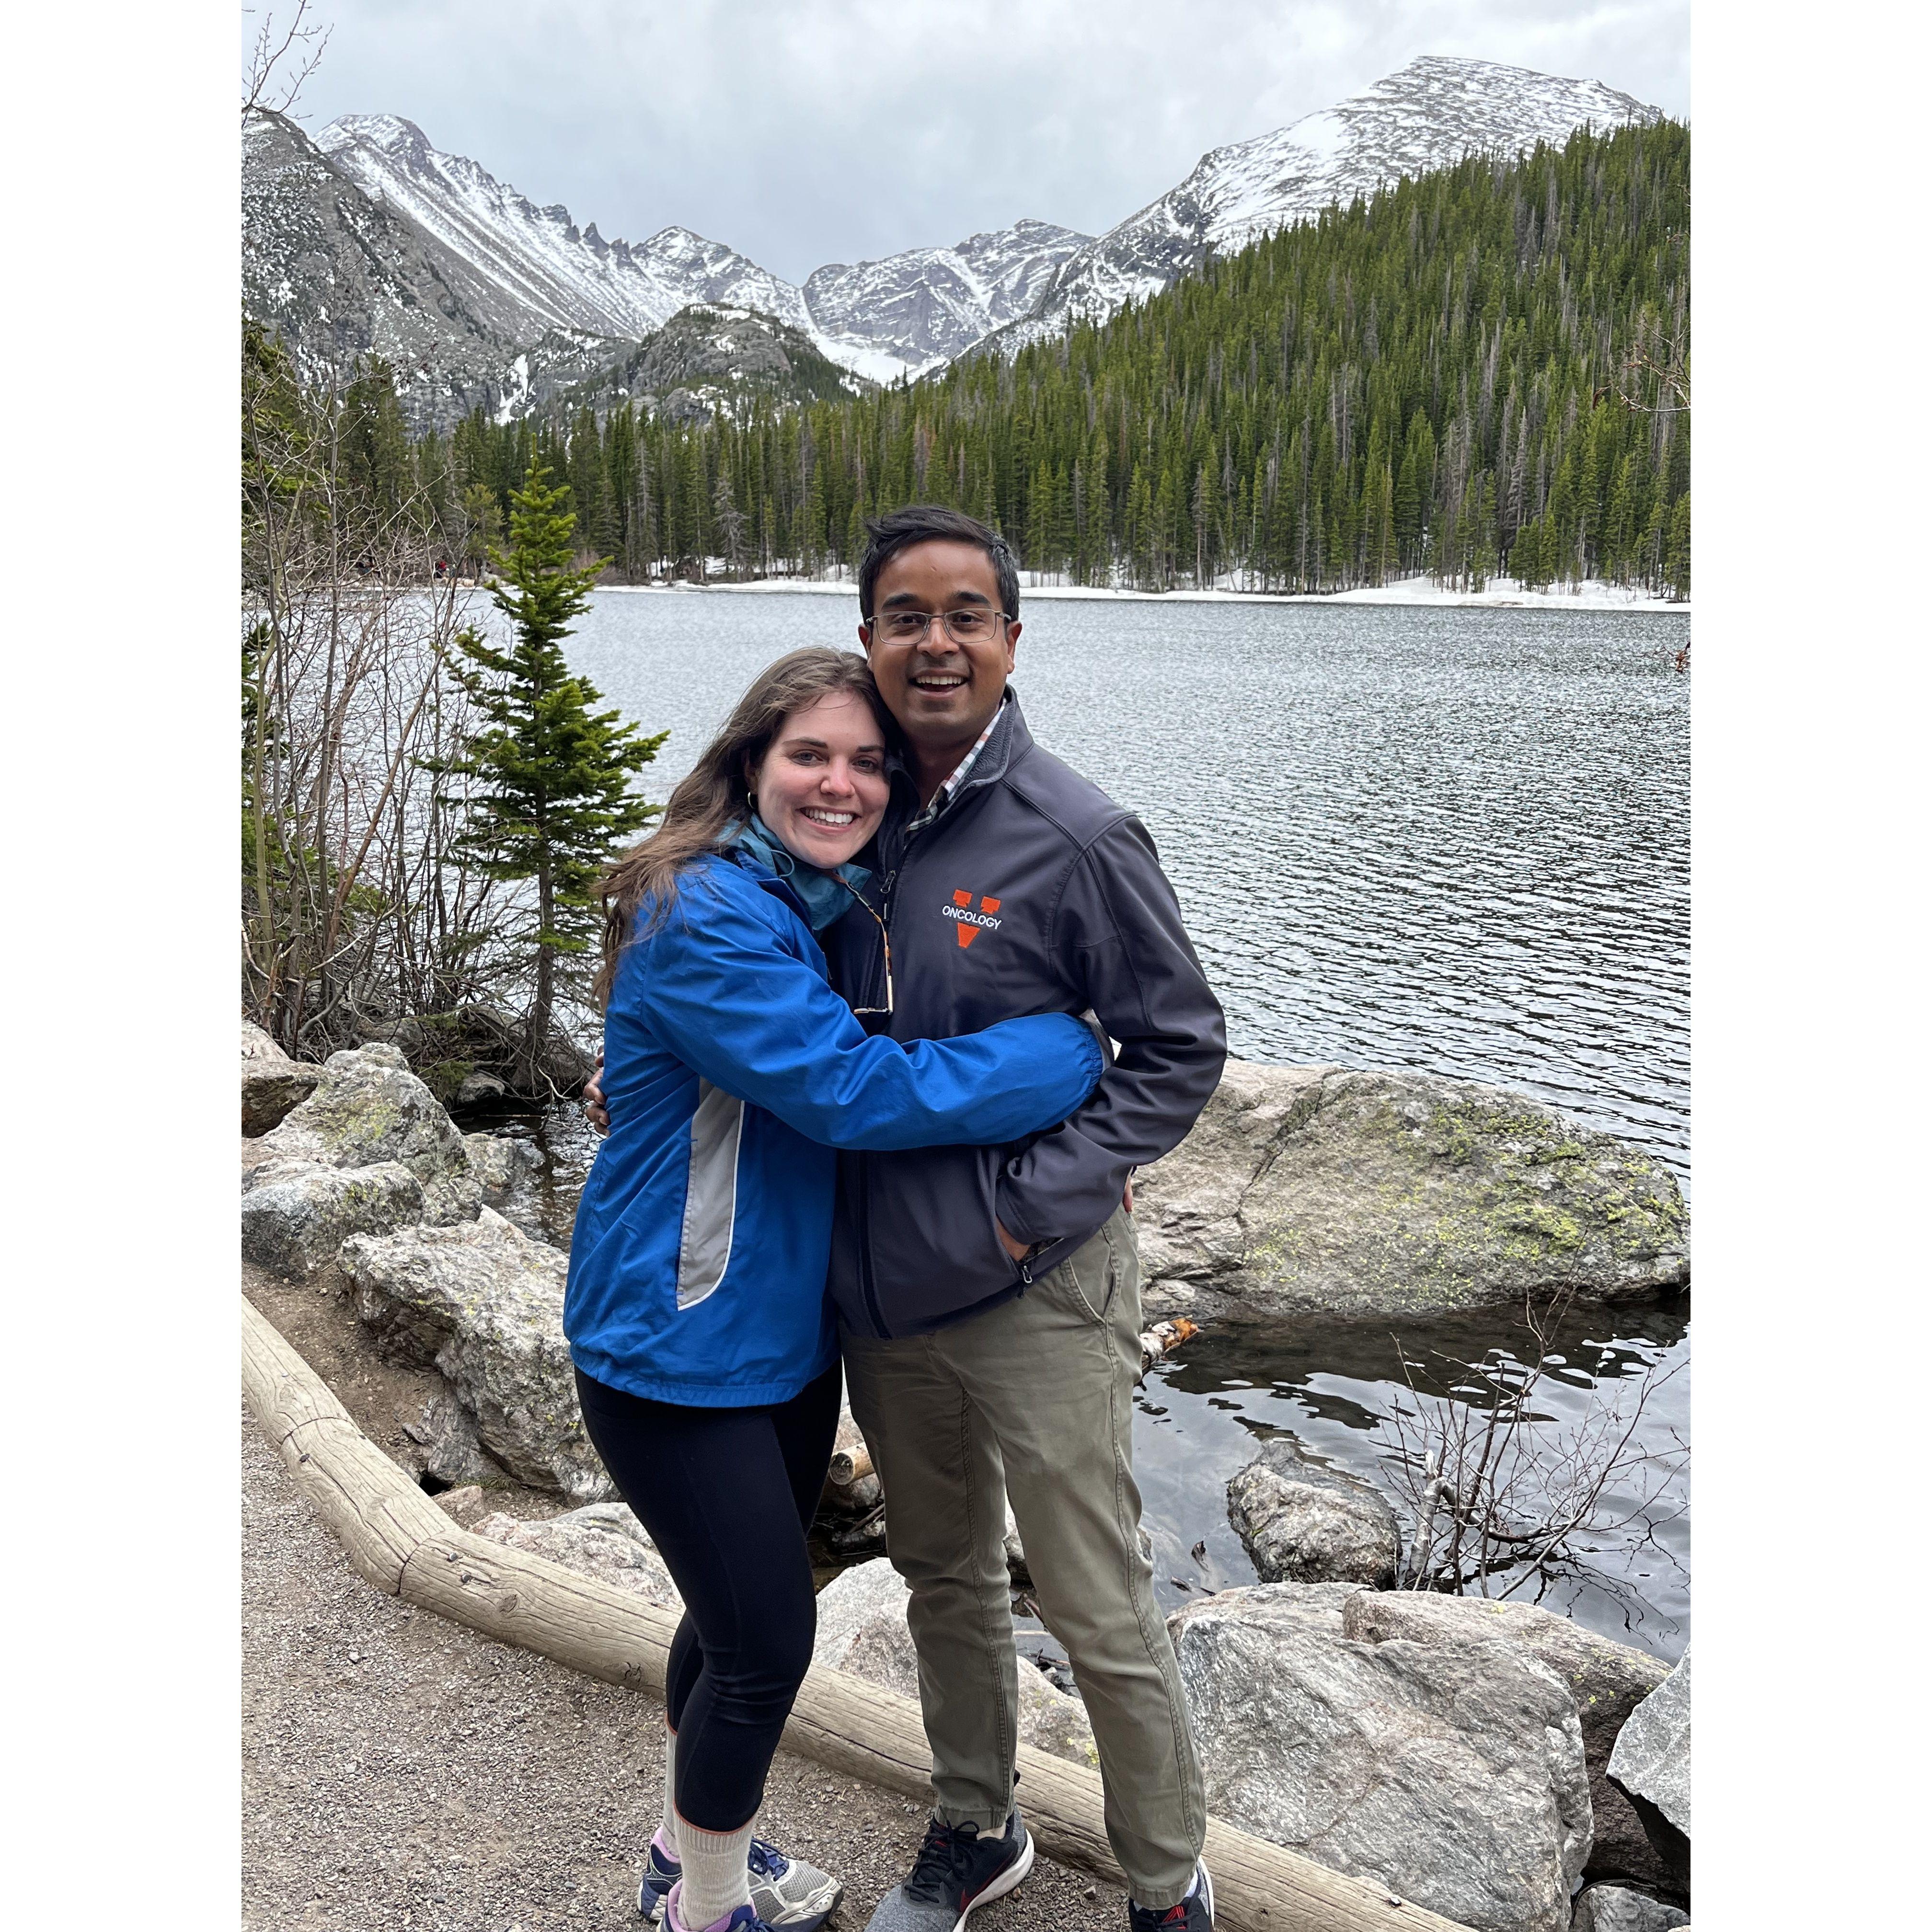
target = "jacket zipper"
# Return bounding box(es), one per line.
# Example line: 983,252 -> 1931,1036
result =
880,837 -> 1036,1296
845,862 -> 897,1339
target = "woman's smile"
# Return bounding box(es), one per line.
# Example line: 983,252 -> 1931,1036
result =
748,690 -> 891,867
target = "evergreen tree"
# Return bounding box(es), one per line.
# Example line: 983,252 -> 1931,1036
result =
442,462 -> 667,1090
1664,494 -> 1691,601
365,121 -> 1688,603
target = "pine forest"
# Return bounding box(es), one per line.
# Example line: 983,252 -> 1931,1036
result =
322,119 -> 1689,600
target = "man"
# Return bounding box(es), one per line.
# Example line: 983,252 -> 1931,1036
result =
828,507 -> 1225,1932
587,506 -> 1224,1931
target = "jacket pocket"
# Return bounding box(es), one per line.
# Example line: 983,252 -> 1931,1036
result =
865,1143 -> 1022,1327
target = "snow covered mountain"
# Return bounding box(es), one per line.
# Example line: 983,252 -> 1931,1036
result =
243,108 -> 530,425
804,221 -> 1092,376
310,114 -> 1084,385
317,115 -> 815,347
1000,57 -> 1662,350
244,58 -> 1667,427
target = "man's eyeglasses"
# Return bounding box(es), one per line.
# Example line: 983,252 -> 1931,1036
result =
867,608 -> 1011,646
837,875 -> 896,1024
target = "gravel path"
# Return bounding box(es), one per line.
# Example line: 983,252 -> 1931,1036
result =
243,1403 -> 1128,1932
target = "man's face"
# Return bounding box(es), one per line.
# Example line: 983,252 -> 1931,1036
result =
859,540 -> 1020,747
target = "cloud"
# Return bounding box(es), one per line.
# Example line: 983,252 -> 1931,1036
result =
275,0 -> 1688,283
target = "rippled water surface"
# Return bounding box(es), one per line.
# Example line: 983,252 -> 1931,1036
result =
528,587 -> 1691,1656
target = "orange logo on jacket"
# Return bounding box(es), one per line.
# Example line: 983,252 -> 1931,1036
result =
943,889 -> 1003,948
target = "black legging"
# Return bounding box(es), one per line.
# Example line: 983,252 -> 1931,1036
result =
574,1361 -> 843,1832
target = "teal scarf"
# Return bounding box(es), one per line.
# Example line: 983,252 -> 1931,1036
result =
726,814 -> 872,934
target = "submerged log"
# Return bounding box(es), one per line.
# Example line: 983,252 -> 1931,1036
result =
1139,1316 -> 1201,1376
241,1295 -> 1472,1932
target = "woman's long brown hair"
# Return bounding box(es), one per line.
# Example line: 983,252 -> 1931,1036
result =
592,646 -> 895,1011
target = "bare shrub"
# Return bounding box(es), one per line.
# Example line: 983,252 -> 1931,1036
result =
1380,1290 -> 1686,1602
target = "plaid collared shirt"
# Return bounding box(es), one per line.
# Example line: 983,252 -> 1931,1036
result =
901,697 -> 1008,840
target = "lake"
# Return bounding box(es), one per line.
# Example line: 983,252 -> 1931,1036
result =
516,586 -> 1691,1657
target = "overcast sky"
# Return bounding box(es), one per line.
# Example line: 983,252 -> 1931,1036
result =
262,0 -> 1689,285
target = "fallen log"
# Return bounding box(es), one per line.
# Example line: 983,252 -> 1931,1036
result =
1139,1316 -> 1202,1378
241,1295 -> 1471,1932
828,1440 -> 874,1487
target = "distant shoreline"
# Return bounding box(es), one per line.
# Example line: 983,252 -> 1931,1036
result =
586,573 -> 1690,615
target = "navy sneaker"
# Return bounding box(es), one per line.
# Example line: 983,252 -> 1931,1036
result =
1127,1859 -> 1215,1932
863,1810 -> 1034,1932
663,1894 -> 772,1932
639,1834 -> 842,1931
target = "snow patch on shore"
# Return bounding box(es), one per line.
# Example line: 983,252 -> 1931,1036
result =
597,571 -> 1688,613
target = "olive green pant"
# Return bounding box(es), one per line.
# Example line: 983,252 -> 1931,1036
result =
840,1210 -> 1205,1909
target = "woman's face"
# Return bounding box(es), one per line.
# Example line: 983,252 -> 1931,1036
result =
747,690 -> 892,869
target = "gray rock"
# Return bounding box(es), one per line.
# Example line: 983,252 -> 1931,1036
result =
1572,1886 -> 1689,1932
1609,1647 -> 1690,1840
454,1070 -> 509,1107
1344,1593 -> 1670,1886
240,1159 -> 424,1278
241,1020 -> 287,1061
242,1061 -> 324,1136
1227,1439 -> 1401,1587
1003,1499 -> 1030,1585
1168,1582 -> 1591,1932
812,1558 -> 1098,1770
341,1208 -> 612,1500
1134,1061 -> 1688,1315
465,1128 -> 521,1197
471,1501 -> 682,1610
256,1043 -> 470,1187
402,1384 -> 502,1488
420,1173 -> 485,1226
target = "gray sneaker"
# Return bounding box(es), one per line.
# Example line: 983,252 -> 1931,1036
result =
641,1836 -> 843,1931
864,1810 -> 1034,1932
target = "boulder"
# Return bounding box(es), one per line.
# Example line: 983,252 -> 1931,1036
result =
1227,1439 -> 1401,1587
1343,1593 -> 1670,1886
255,1043 -> 470,1187
1572,1887 -> 1689,1932
341,1209 -> 612,1500
462,1132 -> 537,1205
1167,1582 -> 1590,1932
455,1070 -> 510,1107
421,1173 -> 485,1226
1003,1499 -> 1030,1585
1134,1061 -> 1688,1316
433,1484 -> 490,1527
240,1159 -> 424,1278
471,1500 -> 682,1611
241,1020 -> 287,1061
812,1558 -> 1098,1770
1609,1648 -> 1690,1884
402,1384 -> 502,1488
242,1061 -> 324,1136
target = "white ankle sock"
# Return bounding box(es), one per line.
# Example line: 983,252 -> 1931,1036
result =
673,1816 -> 754,1927
656,1726 -> 679,1860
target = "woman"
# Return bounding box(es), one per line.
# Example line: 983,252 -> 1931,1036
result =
565,647 -> 1103,1932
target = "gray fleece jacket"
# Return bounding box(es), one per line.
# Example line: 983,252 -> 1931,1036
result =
825,690 -> 1227,1338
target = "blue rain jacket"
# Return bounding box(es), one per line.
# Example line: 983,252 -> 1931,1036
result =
565,850 -> 1105,1406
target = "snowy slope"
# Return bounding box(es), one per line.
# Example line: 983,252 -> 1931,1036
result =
247,57 -> 1668,423
242,109 -> 537,427
313,114 -> 1078,384
317,114 -> 813,343
803,220 -> 1091,376
1002,57 -> 1662,348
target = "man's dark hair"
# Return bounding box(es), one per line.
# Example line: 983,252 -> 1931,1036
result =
858,506 -> 1020,622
